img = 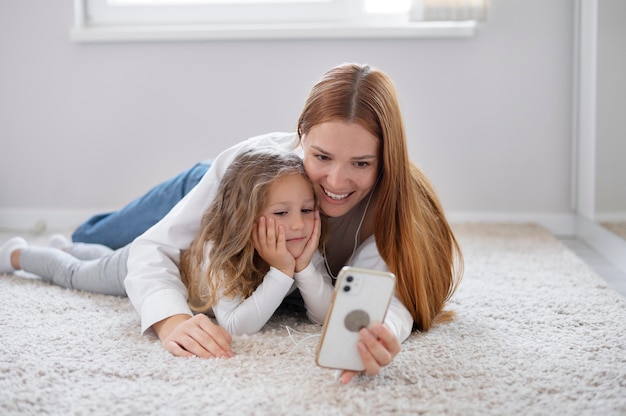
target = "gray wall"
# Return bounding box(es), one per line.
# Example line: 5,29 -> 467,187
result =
0,0 -> 574,227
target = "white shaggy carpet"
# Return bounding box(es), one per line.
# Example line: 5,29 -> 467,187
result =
1,224 -> 625,415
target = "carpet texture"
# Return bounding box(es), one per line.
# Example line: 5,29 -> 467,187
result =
1,224 -> 625,415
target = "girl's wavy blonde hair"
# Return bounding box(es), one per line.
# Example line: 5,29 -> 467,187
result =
180,148 -> 319,313
298,63 -> 463,332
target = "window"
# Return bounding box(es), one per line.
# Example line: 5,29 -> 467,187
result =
72,0 -> 488,42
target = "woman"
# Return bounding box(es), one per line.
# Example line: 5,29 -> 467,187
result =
124,63 -> 463,384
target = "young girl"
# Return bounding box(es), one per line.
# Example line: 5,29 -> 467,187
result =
0,149 -> 331,339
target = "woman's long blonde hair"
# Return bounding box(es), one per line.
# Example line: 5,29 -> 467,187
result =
180,148 -> 316,313
298,63 -> 463,331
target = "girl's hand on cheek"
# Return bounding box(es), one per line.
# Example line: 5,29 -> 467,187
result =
294,208 -> 321,272
252,216 -> 295,277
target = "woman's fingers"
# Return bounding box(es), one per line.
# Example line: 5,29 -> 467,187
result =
339,370 -> 357,384
357,323 -> 400,375
163,339 -> 196,358
185,317 -> 233,359
197,315 -> 233,356
369,322 -> 401,357
163,315 -> 233,359
338,323 -> 401,382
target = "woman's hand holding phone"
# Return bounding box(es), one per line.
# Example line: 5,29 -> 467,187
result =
315,267 -> 398,379
339,322 -> 401,384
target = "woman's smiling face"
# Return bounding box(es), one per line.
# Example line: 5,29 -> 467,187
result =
301,120 -> 380,218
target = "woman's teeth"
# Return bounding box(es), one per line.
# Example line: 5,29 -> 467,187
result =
324,189 -> 350,200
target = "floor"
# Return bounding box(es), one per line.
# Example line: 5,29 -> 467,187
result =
558,236 -> 626,296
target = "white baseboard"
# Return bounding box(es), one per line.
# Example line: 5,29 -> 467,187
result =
576,214 -> 626,275
594,211 -> 626,222
0,208 -> 578,237
0,207 -> 113,234
446,211 -> 577,237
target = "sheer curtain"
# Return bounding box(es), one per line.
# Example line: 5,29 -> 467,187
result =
411,0 -> 489,21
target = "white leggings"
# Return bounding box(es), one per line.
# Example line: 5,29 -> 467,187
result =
19,244 -> 129,296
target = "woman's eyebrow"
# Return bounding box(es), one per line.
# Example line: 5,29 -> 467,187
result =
310,145 -> 329,154
310,145 -> 376,160
351,155 -> 377,161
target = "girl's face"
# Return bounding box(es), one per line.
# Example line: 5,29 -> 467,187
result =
301,120 -> 380,218
259,174 -> 317,258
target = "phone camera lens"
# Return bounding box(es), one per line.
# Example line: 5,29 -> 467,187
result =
346,275 -> 354,282
343,285 -> 351,292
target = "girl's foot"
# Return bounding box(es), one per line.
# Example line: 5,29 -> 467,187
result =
47,234 -> 70,250
0,237 -> 27,273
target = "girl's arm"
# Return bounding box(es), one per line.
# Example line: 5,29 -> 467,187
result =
211,268 -> 295,335
293,251 -> 334,325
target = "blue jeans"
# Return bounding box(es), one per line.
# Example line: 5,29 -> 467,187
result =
72,161 -> 212,249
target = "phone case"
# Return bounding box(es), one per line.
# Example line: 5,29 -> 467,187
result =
315,266 -> 396,371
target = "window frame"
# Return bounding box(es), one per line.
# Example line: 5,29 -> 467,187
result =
72,0 -> 480,42
83,0 -> 352,26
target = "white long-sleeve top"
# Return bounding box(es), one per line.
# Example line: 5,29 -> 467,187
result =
124,132 -> 413,341
211,256 -> 333,335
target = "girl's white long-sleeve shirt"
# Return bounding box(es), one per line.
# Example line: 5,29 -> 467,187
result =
124,132 -> 413,341
211,256 -> 332,336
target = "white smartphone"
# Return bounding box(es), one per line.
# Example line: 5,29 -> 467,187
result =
315,266 -> 396,372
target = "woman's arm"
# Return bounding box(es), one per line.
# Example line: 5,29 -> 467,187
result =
124,149 -> 237,334
337,235 -> 413,383
152,313 -> 233,359
124,132 -> 301,336
345,235 -> 413,342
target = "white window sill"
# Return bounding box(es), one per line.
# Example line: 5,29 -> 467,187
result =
70,21 -> 478,43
